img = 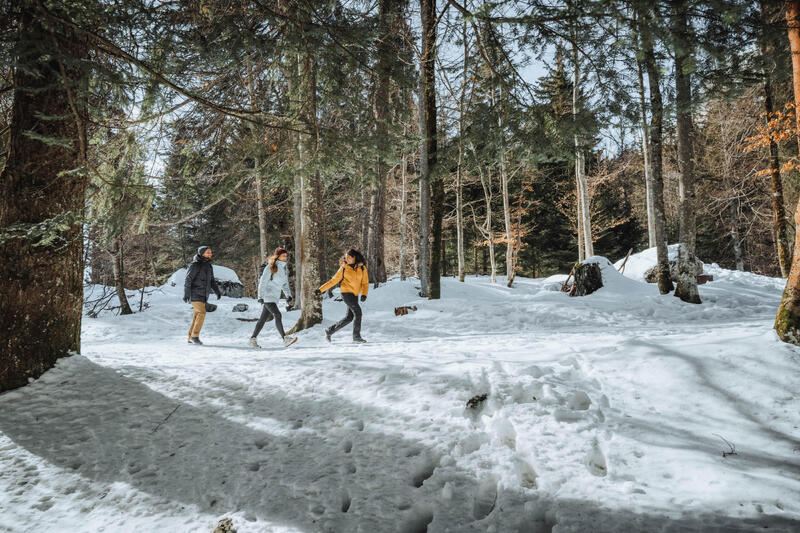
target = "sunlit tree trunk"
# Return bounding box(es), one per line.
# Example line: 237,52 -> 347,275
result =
640,6 -> 674,294
290,21 -> 323,332
634,22 -> 656,248
671,0 -> 701,304
775,0 -> 800,343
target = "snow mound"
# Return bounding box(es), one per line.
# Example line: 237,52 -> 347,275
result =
165,264 -> 242,289
613,245 -> 703,281
582,255 -> 651,295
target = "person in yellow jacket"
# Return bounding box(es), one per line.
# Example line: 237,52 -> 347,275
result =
316,249 -> 369,343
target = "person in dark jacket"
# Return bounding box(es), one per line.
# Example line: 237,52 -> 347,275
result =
183,246 -> 221,345
315,249 -> 369,343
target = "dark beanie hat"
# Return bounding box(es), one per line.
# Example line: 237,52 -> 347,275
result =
197,245 -> 210,256
274,247 -> 288,257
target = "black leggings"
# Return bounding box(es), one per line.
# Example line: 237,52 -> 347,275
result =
328,292 -> 362,339
252,302 -> 285,338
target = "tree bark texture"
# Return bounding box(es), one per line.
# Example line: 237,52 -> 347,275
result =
760,0 -> 791,278
418,0 -> 436,298
640,7 -> 674,294
671,0 -> 701,304
775,0 -> 800,343
290,31 -> 323,332
0,5 -> 89,391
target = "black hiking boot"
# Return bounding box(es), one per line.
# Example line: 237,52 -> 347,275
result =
325,328 -> 333,343
189,337 -> 203,345
352,337 -> 367,344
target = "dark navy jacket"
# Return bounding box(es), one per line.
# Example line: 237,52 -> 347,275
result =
184,255 -> 221,302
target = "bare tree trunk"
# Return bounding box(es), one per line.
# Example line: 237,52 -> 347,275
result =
290,33 -> 323,332
571,31 -> 593,259
475,166 -> 496,283
360,172 -> 370,253
0,5 -> 88,391
671,0 -> 701,304
775,0 -> 800,343
111,237 -> 133,315
729,203 -> 744,271
634,23 -> 656,248
641,6 -> 674,294
400,151 -> 408,280
456,20 -> 468,283
761,0 -> 791,278
417,0 -> 436,298
255,156 -> 267,260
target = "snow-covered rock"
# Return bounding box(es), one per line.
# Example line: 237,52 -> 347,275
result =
166,265 -> 244,298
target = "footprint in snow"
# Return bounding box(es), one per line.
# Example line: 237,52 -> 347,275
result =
472,476 -> 498,520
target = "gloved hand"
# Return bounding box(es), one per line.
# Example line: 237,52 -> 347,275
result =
314,289 -> 321,296
258,298 -> 264,304
360,295 -> 367,302
183,296 -> 190,303
286,298 -> 293,307
216,291 -> 222,300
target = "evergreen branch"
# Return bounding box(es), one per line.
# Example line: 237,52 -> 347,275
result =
34,3 -> 310,135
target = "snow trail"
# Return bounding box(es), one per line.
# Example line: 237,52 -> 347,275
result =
1,257 -> 799,532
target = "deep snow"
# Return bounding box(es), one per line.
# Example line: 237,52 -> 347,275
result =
1,253 -> 799,532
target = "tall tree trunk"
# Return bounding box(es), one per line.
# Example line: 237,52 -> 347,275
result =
291,33 -> 323,332
367,0 -> 396,286
400,150 -> 408,280
476,166 -> 496,283
634,20 -> 656,248
641,7 -> 674,294
571,30 -> 593,259
761,0 -> 791,278
671,0 -> 701,304
417,0 -> 436,297
456,20 -> 468,283
775,0 -> 800,343
0,5 -> 88,391
111,237 -> 133,315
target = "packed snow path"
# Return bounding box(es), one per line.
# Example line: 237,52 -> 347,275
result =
1,260 -> 799,532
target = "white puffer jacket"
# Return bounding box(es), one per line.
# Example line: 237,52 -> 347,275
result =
257,260 -> 292,303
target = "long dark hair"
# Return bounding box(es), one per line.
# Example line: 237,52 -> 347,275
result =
342,249 -> 366,268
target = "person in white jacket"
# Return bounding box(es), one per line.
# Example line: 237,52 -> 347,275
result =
249,247 -> 297,348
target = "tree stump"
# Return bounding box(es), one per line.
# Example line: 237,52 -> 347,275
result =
570,262 -> 603,297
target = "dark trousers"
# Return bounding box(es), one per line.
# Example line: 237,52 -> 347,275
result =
252,302 -> 285,338
328,292 -> 362,339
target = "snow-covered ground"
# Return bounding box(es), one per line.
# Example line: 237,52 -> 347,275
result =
2,254 -> 799,532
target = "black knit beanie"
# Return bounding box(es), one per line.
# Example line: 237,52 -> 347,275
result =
197,246 -> 210,256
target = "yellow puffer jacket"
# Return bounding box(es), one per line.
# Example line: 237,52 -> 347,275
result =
319,263 -> 369,296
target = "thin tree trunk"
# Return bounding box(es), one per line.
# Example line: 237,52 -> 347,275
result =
761,0 -> 791,278
255,156 -> 267,260
400,150 -> 408,280
476,166 -> 496,283
456,20 -> 468,283
641,7 -> 674,294
672,0 -> 701,304
634,21 -> 656,248
290,34 -> 323,332
775,0 -> 800,343
729,203 -> 744,271
0,5 -> 88,391
111,237 -> 133,315
418,0 -> 435,298
571,33 -> 593,259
